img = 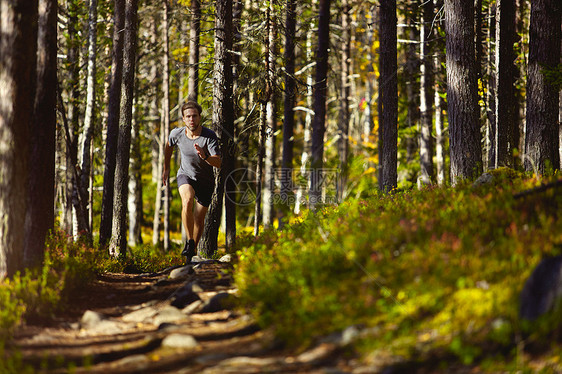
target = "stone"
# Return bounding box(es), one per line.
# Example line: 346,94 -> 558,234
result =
80,310 -> 105,328
153,305 -> 189,325
219,254 -> 233,263
170,265 -> 195,280
161,333 -> 198,349
472,172 -> 494,187
171,282 -> 201,309
520,255 -> 562,320
218,356 -> 279,366
182,300 -> 203,315
122,306 -> 158,323
200,292 -> 237,313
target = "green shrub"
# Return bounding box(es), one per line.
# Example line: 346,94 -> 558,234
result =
235,171 -> 562,369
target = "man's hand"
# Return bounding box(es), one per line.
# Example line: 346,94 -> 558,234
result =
162,168 -> 170,186
194,143 -> 207,160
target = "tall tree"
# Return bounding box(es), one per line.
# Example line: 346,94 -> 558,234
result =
0,0 -> 38,278
337,0 -> 351,199
25,0 -> 57,268
294,0 -> 316,214
524,0 -> 561,173
378,0 -> 398,191
188,0 -> 200,101
263,0 -> 277,228
419,0 -> 435,185
79,0 -> 98,239
128,103 -> 143,246
309,0 -> 331,209
109,0 -> 139,258
161,0 -> 171,251
280,0 -> 297,224
494,0 -> 517,168
199,0 -> 234,257
444,0 -> 482,183
100,0 -> 125,248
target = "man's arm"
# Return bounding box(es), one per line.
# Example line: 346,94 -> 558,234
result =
162,141 -> 173,186
194,143 -> 221,168
204,154 -> 221,169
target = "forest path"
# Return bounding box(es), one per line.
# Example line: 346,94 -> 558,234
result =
12,258 -> 355,373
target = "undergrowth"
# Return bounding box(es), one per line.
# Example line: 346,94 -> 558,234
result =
0,229 -> 185,372
235,169 -> 562,372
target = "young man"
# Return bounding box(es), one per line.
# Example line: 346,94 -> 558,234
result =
162,101 -> 221,263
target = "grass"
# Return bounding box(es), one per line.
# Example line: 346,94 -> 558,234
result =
234,169 -> 562,372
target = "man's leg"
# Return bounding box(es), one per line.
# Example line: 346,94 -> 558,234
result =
178,184 -> 196,257
193,200 -> 208,248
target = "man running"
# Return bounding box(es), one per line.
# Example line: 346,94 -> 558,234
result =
162,101 -> 221,263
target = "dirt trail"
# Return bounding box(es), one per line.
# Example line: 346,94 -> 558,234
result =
12,259 -> 356,373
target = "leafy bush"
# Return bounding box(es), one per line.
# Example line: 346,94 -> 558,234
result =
235,170 -> 562,369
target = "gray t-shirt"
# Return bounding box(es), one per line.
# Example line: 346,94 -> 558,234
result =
169,126 -> 221,186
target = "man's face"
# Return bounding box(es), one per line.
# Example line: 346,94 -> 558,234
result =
183,108 -> 201,131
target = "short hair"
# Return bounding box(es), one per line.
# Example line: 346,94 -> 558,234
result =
181,100 -> 203,116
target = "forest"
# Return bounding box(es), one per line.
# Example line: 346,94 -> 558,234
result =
1,0 -> 562,372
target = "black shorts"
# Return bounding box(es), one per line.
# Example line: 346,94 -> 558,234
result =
177,174 -> 214,207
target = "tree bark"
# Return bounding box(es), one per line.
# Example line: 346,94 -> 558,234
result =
79,0 -> 98,239
280,0 -> 297,225
25,0 -> 57,269
444,0 -> 482,183
254,104 -> 266,236
109,0 -> 138,258
494,0 -> 517,168
378,0 -> 398,191
128,98 -> 142,246
419,0 -> 435,185
161,0 -> 171,251
263,1 -> 277,228
486,4 -> 497,169
294,0 -> 316,214
199,0 -> 234,257
188,0 -> 200,101
524,0 -> 561,174
0,0 -> 38,278
100,0 -> 125,248
337,0 -> 351,199
309,0 -> 331,209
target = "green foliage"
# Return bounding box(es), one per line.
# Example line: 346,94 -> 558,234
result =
235,170 -> 562,369
106,244 -> 185,274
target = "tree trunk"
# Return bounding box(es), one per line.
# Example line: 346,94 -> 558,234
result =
434,0 -> 446,185
524,0 -> 561,174
128,100 -> 142,246
199,0 -> 234,257
494,0 -> 517,168
188,0 -> 200,101
109,0 -> 138,258
0,0 -> 38,278
404,2 -> 419,166
224,0 -> 243,250
444,0 -> 482,183
280,0 -> 297,226
378,0 -> 398,191
100,0 -> 125,248
161,0 -> 171,251
486,4 -> 497,169
263,1 -> 277,228
66,1 -> 81,237
79,0 -> 98,239
25,0 -> 57,269
337,0 -> 351,199
309,0 -> 331,209
294,0 -> 316,214
254,104 -> 266,236
419,0 -> 435,185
